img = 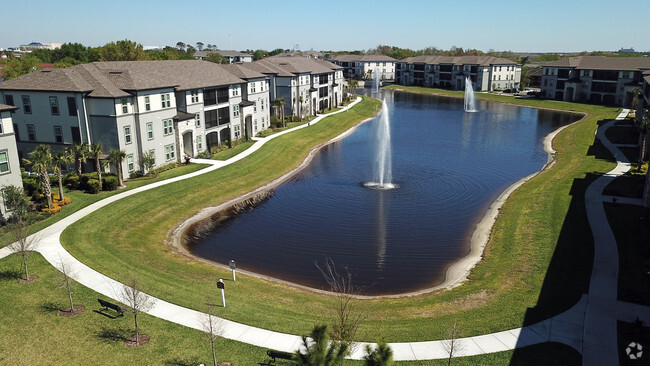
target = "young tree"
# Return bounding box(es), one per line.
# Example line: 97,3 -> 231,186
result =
121,277 -> 155,346
196,42 -> 204,51
108,149 -> 127,187
52,149 -> 72,200
9,222 -> 36,282
23,144 -> 54,209
67,142 -> 88,177
364,341 -> 393,366
636,108 -> 650,161
176,42 -> 186,51
295,324 -> 348,366
56,255 -> 80,314
202,302 -> 224,366
348,80 -> 359,97
273,98 -> 286,127
88,143 -> 104,190
316,257 -> 365,352
2,185 -> 29,223
442,319 -> 464,366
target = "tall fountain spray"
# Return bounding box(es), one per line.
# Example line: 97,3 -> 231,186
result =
374,67 -> 381,93
364,99 -> 395,190
464,77 -> 477,112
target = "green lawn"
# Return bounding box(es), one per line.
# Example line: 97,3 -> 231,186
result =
0,163 -> 208,248
56,92 -> 619,342
0,253 -> 578,365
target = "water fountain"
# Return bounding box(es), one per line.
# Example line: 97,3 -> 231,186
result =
464,76 -> 477,112
364,100 -> 396,190
374,67 -> 381,93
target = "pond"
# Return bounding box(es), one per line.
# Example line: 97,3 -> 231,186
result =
184,90 -> 580,295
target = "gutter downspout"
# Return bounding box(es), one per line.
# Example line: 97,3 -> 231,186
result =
81,93 -> 91,144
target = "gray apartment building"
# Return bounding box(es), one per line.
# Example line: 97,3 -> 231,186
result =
395,55 -> 521,92
0,60 -> 271,176
540,56 -> 650,106
330,55 -> 397,82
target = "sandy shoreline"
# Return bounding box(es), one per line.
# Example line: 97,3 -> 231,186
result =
168,96 -> 586,300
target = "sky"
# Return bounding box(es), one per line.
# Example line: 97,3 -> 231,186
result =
2,0 -> 649,53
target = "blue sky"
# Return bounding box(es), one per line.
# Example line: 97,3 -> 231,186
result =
3,0 -> 649,53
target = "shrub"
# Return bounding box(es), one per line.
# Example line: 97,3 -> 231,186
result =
103,175 -> 118,191
22,176 -> 39,197
63,173 -> 79,189
85,179 -> 101,194
129,171 -> 144,179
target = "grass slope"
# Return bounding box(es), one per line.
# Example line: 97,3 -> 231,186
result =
46,92 -> 619,344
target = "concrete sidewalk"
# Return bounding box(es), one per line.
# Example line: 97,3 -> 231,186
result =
1,104 -> 645,362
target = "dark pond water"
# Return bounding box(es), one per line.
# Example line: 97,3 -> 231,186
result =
184,90 -> 580,295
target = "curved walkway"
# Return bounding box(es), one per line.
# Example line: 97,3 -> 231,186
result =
0,104 -> 643,362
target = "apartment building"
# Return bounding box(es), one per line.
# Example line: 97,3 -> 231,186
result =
194,50 -> 253,63
395,55 -> 521,91
0,60 -> 270,176
330,55 -> 397,81
0,104 -> 23,220
245,56 -> 345,118
540,56 -> 650,106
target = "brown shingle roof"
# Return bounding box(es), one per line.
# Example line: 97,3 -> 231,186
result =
542,56 -> 650,71
399,55 -> 518,66
330,54 -> 397,63
248,56 -> 342,77
0,60 -> 246,98
221,63 -> 268,80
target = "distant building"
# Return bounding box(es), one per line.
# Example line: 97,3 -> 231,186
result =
0,103 -> 23,221
395,55 -> 521,91
194,50 -> 253,63
540,56 -> 650,105
244,56 -> 345,118
619,47 -> 636,53
330,55 -> 397,81
18,42 -> 61,51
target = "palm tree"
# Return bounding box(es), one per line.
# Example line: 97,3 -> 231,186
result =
67,142 -> 88,177
348,80 -> 359,97
52,149 -> 72,201
273,97 -> 286,127
108,149 -> 127,187
637,108 -> 650,161
23,144 -> 54,209
295,324 -> 348,366
88,143 -> 104,191
364,341 -> 393,366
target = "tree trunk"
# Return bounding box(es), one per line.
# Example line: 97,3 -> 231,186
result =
42,169 -> 53,209
211,339 -> 217,366
76,159 -> 82,177
67,286 -> 74,311
57,172 -> 65,201
22,252 -> 29,280
95,159 -> 103,191
117,163 -> 124,187
134,310 -> 139,343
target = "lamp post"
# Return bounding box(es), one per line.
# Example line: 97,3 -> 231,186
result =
229,259 -> 236,282
217,279 -> 225,307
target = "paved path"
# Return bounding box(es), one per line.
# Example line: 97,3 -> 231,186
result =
0,105 -> 645,362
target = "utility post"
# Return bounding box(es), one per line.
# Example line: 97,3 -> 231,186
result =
230,260 -> 236,282
217,279 -> 225,307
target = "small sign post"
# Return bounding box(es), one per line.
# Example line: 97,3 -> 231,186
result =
217,279 -> 225,307
230,260 -> 236,282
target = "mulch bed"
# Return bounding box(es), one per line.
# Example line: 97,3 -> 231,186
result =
124,334 -> 150,348
18,275 -> 38,284
58,305 -> 86,317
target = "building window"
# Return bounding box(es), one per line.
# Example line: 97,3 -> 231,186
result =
234,125 -> 241,139
49,96 -> 59,115
165,144 -> 175,161
145,96 -> 151,111
127,154 -> 134,172
190,90 -> 199,103
163,119 -> 173,136
232,87 -> 239,97
4,95 -> 14,106
67,97 -> 77,116
0,151 -> 9,173
261,99 -> 264,111
27,124 -> 36,141
196,113 -> 201,127
0,122 -> 2,134
197,136 -> 202,150
251,82 -> 256,93
54,126 -> 63,143
233,105 -> 240,117
161,94 -> 171,108
22,96 -> 31,114
121,98 -> 128,114
146,122 -> 153,140
124,126 -> 132,144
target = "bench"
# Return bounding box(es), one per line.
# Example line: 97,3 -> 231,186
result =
266,349 -> 294,363
97,298 -> 125,316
